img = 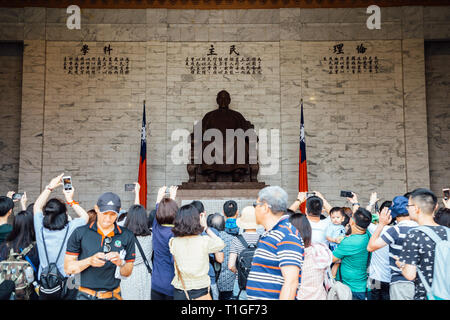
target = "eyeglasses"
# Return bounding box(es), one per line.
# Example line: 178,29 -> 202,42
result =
406,204 -> 415,208
253,201 -> 272,208
103,237 -> 112,254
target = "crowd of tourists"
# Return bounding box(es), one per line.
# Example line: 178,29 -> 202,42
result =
0,174 -> 449,300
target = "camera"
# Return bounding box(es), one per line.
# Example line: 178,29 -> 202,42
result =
12,193 -> 23,200
340,191 -> 354,198
306,192 -> 316,198
444,188 -> 450,200
62,176 -> 73,191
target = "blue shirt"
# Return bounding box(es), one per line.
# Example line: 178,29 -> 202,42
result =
151,218 -> 175,297
326,223 -> 346,251
246,216 -> 304,300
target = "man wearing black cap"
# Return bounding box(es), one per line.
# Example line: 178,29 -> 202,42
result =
64,192 -> 136,300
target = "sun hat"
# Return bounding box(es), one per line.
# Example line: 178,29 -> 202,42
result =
236,206 -> 257,230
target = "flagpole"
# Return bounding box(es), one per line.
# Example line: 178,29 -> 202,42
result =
299,98 -> 308,213
138,100 -> 147,209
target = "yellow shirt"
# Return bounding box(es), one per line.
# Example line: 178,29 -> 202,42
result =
169,234 -> 225,291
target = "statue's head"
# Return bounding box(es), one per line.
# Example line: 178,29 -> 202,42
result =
216,90 -> 231,109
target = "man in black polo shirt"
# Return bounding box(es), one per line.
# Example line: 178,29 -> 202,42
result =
64,192 -> 135,300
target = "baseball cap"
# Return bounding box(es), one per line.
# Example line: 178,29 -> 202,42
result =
389,196 -> 409,219
97,192 -> 121,214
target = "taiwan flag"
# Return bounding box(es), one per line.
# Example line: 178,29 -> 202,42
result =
298,100 -> 308,213
138,101 -> 147,208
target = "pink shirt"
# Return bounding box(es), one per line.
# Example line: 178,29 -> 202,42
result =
297,243 -> 333,300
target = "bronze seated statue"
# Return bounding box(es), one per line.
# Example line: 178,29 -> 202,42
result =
187,90 -> 260,183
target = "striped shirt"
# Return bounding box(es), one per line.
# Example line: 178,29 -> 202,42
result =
246,216 -> 304,300
230,232 -> 260,255
380,220 -> 418,283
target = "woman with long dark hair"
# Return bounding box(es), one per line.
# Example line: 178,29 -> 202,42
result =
121,204 -> 153,300
289,213 -> 332,300
0,210 -> 40,299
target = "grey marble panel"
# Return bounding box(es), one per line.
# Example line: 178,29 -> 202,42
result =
146,8 -> 168,24
24,23 -> 45,40
0,8 -> 24,23
0,23 -> 24,41
401,6 -> 424,39
24,7 -> 46,23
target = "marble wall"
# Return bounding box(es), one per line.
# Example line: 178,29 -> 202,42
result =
0,6 -> 449,210
0,43 -> 22,197
425,41 -> 450,202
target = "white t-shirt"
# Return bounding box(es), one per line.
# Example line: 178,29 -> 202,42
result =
367,223 -> 391,283
308,216 -> 331,246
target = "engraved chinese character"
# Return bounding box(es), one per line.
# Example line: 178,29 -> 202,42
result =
207,44 -> 217,56
356,43 -> 367,54
333,43 -> 344,54
230,45 -> 240,56
103,44 -> 113,55
81,44 -> 89,55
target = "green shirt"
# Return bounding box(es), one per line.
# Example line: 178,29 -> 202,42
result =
333,233 -> 370,293
0,224 -> 13,245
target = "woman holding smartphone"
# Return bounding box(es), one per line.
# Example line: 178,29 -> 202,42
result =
169,204 -> 225,300
33,173 -> 89,300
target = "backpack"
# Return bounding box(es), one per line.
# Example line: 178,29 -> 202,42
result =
209,254 -> 222,280
0,243 -> 36,300
236,235 -> 259,297
415,226 -> 450,300
39,226 -> 69,300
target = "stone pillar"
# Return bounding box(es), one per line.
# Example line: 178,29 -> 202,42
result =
401,7 -> 430,191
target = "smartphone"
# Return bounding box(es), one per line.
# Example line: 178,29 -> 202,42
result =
125,184 -> 135,192
62,176 -> 73,191
306,192 -> 316,197
374,201 -> 379,213
12,193 -> 23,200
340,191 -> 354,198
444,188 -> 450,200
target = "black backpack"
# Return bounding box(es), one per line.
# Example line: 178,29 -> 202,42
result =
236,235 -> 260,297
209,254 -> 222,280
39,226 -> 69,300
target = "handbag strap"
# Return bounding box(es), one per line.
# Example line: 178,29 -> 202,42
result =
19,242 -> 35,258
134,236 -> 152,275
173,256 -> 190,300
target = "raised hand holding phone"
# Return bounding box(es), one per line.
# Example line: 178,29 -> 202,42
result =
169,185 -> 178,200
156,186 -> 167,204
